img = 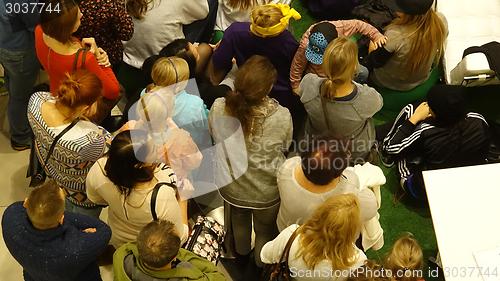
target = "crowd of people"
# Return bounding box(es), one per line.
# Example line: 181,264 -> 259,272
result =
0,0 -> 494,280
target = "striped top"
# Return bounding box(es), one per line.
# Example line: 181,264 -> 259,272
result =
27,92 -> 110,208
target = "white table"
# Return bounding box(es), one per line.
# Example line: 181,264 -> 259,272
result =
423,164 -> 500,281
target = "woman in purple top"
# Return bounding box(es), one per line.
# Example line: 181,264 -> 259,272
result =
208,4 -> 304,137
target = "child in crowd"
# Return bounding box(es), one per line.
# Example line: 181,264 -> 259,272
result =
385,234 -> 425,281
261,194 -> 366,281
290,20 -> 386,93
381,85 -> 489,199
366,0 -> 447,91
141,57 -> 211,149
113,220 -> 225,281
300,37 -> 382,163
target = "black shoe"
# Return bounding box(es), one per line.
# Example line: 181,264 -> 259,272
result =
11,140 -> 31,151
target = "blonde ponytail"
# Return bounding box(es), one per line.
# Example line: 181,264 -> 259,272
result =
321,37 -> 358,98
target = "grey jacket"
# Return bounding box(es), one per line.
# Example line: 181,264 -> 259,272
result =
300,73 -> 383,163
209,97 -> 293,209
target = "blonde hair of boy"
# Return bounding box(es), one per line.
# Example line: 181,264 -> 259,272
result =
388,9 -> 446,75
321,37 -> 358,99
385,234 -> 423,281
297,193 -> 361,270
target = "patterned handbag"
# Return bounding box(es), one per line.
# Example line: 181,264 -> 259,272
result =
183,216 -> 225,264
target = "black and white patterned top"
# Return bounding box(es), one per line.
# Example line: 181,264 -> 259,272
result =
28,92 -> 111,208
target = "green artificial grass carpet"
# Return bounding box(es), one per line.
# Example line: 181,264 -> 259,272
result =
289,1 -> 441,279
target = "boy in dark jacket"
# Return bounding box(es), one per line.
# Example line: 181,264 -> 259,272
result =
382,85 -> 490,198
2,180 -> 111,281
113,220 -> 225,281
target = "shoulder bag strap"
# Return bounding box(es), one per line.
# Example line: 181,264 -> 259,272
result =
42,118 -> 80,171
150,182 -> 178,221
279,227 -> 300,264
73,47 -> 89,71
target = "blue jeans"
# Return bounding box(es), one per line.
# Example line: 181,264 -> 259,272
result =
0,47 -> 40,145
65,198 -> 103,219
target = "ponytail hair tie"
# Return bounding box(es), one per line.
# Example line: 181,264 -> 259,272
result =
250,4 -> 301,38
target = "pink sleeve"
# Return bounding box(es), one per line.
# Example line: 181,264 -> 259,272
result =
84,53 -> 120,100
290,27 -> 312,90
337,19 -> 384,41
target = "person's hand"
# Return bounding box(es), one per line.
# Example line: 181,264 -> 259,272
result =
81,37 -> 98,54
82,102 -> 98,120
292,87 -> 300,96
373,35 -> 388,49
116,120 -> 138,133
96,48 -> 111,68
409,102 -> 432,124
209,41 -> 220,51
82,228 -> 96,233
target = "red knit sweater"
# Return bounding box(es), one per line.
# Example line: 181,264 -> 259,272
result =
35,25 -> 120,100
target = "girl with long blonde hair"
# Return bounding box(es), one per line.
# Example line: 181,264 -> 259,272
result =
368,0 -> 447,91
261,194 -> 366,280
300,37 -> 382,164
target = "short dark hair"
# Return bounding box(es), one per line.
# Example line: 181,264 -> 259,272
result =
40,0 -> 79,43
104,130 -> 155,197
300,138 -> 350,185
160,39 -> 197,79
26,180 -> 65,229
137,220 -> 181,268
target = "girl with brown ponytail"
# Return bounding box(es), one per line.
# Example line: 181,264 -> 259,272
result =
27,70 -> 117,217
300,37 -> 383,164
208,55 -> 292,268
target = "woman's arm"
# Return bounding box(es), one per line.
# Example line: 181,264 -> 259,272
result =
209,24 -> 237,85
383,103 -> 430,155
290,28 -> 312,93
83,52 -> 120,100
261,224 -> 299,264
85,159 -> 109,206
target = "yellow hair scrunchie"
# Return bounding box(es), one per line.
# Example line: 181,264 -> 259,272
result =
250,4 -> 301,38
